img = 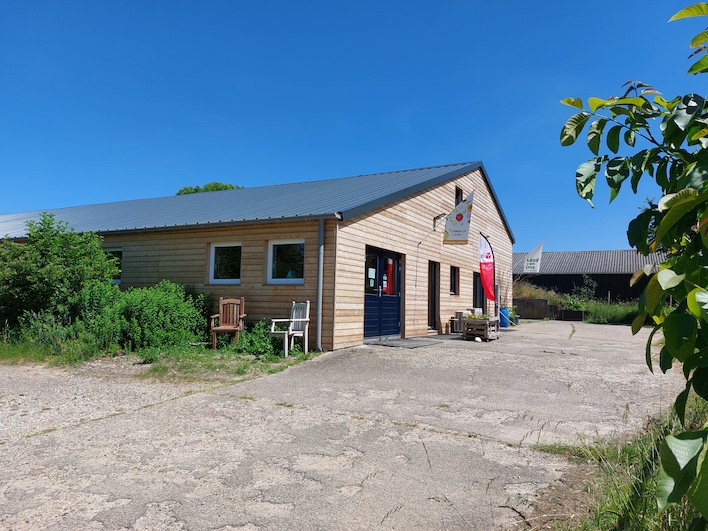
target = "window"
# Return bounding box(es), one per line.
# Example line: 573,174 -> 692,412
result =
210,243 -> 242,284
450,266 -> 460,296
455,186 -> 464,206
104,249 -> 123,285
268,240 -> 304,284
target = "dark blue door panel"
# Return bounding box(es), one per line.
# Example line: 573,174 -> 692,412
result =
364,247 -> 401,338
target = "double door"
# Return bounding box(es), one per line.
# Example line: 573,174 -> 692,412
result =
364,247 -> 402,338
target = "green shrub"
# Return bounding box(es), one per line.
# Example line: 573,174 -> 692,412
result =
118,280 -> 205,350
0,213 -> 117,326
234,320 -> 279,359
77,281 -> 124,352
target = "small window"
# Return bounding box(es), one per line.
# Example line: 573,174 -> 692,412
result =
268,240 -> 305,284
450,266 -> 460,296
455,186 -> 464,206
210,243 -> 242,284
104,249 -> 123,285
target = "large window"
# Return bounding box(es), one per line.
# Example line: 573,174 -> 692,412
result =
268,240 -> 304,284
210,243 -> 242,284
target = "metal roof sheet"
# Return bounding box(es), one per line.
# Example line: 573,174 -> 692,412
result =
0,162 -> 515,242
512,250 -> 666,275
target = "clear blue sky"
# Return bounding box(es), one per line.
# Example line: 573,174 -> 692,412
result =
1,1 -> 705,252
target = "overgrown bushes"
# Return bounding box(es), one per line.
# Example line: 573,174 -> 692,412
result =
513,278 -> 642,325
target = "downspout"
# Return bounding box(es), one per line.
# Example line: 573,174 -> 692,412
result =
316,217 -> 324,351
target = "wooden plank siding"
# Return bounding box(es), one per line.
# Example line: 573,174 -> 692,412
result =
98,168 -> 511,352
102,220 -> 337,350
332,168 -> 512,349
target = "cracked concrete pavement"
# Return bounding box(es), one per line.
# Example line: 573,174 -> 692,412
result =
0,321 -> 685,529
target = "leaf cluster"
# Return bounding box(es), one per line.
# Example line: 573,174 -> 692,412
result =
560,3 -> 708,522
176,182 -> 243,195
0,213 -> 117,326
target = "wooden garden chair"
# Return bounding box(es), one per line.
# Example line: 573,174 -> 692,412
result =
210,297 -> 246,349
270,300 -> 310,357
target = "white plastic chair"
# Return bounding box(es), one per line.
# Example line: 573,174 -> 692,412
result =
270,300 -> 310,357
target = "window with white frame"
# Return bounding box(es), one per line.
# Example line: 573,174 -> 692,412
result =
209,243 -> 242,284
268,239 -> 304,284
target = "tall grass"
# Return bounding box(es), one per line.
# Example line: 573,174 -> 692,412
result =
537,397 -> 708,530
513,280 -> 642,325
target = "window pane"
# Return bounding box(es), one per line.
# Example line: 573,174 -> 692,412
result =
450,266 -> 459,295
214,246 -> 241,280
365,253 -> 378,294
272,243 -> 304,279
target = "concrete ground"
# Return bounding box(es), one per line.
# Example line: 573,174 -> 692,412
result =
0,321 -> 685,530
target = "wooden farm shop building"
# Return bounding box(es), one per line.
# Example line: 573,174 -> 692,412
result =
0,162 -> 514,351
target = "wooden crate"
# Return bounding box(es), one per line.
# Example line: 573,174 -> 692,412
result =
462,317 -> 499,341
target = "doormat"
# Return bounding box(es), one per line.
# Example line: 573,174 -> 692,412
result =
375,339 -> 442,349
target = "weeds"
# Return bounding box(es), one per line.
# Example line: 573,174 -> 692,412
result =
535,397 -> 708,530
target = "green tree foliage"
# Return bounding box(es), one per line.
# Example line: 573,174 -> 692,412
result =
0,213 -> 117,326
560,3 -> 708,524
176,182 -> 243,195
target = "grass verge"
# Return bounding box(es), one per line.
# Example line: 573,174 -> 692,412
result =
534,397 -> 708,530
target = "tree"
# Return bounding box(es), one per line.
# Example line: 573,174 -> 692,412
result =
176,182 -> 242,195
0,213 -> 117,326
560,3 -> 708,523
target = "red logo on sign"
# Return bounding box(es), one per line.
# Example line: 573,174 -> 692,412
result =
455,213 -> 463,221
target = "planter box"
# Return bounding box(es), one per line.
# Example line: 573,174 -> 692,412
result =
560,310 -> 585,321
462,317 -> 499,341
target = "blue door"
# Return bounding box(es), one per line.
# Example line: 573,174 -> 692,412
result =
364,247 -> 402,338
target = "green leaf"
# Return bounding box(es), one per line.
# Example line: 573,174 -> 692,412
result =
692,127 -> 708,141
679,159 -> 708,190
692,290 -> 708,324
627,210 -> 654,254
689,442 -> 708,517
632,311 -> 646,335
655,190 -> 706,243
677,381 -> 693,425
624,129 -> 636,147
689,55 -> 708,75
661,345 -> 674,373
561,112 -> 591,146
645,325 -> 661,371
658,268 -> 687,290
645,275 -> 664,314
587,119 -> 607,156
675,95 -> 704,131
588,97 -> 606,112
657,433 -> 706,511
575,157 -> 604,206
691,29 -> 708,48
560,97 -> 584,109
664,311 -> 698,362
613,97 -> 651,108
670,3 -> 708,22
695,367 -> 708,401
656,95 -> 682,111
607,125 -> 622,153
605,157 -> 630,203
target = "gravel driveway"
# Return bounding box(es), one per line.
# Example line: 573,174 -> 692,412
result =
0,321 -> 684,530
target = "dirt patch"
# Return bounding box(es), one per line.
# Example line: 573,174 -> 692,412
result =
505,462 -> 598,530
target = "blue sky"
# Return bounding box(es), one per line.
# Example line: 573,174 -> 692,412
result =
1,1 -> 706,252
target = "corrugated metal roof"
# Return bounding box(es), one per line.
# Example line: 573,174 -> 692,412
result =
512,250 -> 666,275
0,162 -> 515,242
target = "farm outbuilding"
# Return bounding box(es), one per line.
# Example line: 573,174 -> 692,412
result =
512,250 -> 666,302
0,162 -> 514,350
